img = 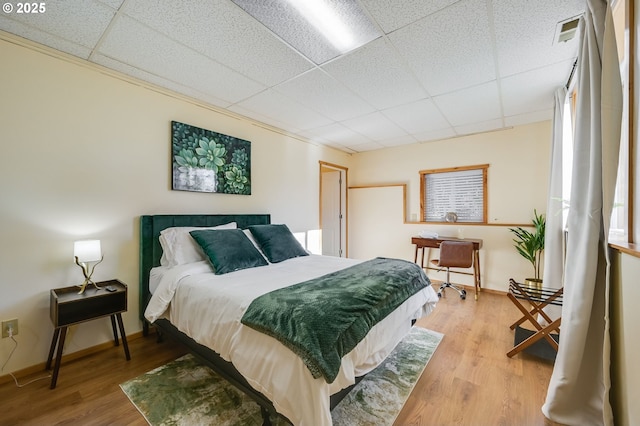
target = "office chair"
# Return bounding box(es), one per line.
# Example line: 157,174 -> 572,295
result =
431,240 -> 474,300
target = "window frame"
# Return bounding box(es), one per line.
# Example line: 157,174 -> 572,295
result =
419,164 -> 489,224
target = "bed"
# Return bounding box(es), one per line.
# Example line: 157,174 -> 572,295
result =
139,214 -> 438,425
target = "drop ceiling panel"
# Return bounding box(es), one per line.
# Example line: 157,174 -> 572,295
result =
454,118 -> 504,136
322,38 -> 426,109
97,15 -> 266,103
360,0 -> 461,33
0,0 -> 117,56
121,0 -> 314,86
341,112 -> 409,141
275,69 -> 375,121
432,81 -> 502,126
415,127 -> 457,143
505,109 -> 553,127
0,16 -> 92,58
300,122 -> 372,146
501,60 -> 575,117
389,0 -> 496,95
230,89 -> 333,131
92,53 -> 232,109
493,0 -> 584,77
383,99 -> 451,134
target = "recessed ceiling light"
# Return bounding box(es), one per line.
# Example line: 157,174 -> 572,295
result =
231,0 -> 381,64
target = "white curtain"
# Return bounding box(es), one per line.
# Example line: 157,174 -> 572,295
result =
542,0 -> 622,424
542,87 -> 568,322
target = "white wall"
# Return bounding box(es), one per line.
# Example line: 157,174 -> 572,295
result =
348,123 -> 552,292
0,37 -> 351,373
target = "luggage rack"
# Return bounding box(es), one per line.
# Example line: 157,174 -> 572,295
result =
507,278 -> 563,358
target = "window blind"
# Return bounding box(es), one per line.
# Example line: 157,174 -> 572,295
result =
424,168 -> 484,222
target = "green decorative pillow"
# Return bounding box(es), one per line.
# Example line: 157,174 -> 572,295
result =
248,224 -> 309,263
190,229 -> 268,275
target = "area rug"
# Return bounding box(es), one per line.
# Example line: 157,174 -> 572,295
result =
120,327 -> 443,426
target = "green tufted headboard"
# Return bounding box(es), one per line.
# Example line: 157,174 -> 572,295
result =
139,214 -> 271,326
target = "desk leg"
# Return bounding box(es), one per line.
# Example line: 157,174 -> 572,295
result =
474,249 -> 482,300
50,327 -> 67,389
110,315 -> 120,346
115,313 -> 131,361
46,328 -> 60,370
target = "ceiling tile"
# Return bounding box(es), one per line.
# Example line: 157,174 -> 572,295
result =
230,89 -> 333,131
493,0 -> 584,77
454,118 -> 505,136
121,0 -> 314,86
383,98 -> 451,134
360,0 -> 460,33
500,59 -> 575,117
504,109 -> 553,127
415,127 -> 457,143
0,16 -> 92,58
97,14 -> 265,104
345,141 -> 386,152
299,122 -> 372,146
341,112 -> 409,141
389,0 -> 496,95
433,81 -> 502,126
275,69 -> 375,121
0,0 -> 116,55
322,37 -> 426,109
231,0 -> 381,65
379,135 -> 419,147
92,53 -> 232,108
97,0 -> 125,8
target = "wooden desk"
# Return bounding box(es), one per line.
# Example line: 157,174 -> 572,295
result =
411,236 -> 483,300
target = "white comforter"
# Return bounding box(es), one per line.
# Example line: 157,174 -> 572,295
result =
145,255 -> 438,425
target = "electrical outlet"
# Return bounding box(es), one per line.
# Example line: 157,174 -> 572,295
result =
1,318 -> 18,338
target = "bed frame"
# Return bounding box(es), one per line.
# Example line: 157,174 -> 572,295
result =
139,214 -> 359,425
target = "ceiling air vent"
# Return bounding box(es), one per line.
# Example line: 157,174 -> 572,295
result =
555,16 -> 581,44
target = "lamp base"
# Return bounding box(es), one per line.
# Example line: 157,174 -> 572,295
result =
77,278 -> 103,295
75,256 -> 104,294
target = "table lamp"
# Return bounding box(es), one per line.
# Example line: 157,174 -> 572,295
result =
74,240 -> 103,294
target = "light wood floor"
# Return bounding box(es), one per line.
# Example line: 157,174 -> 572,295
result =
0,285 -> 557,425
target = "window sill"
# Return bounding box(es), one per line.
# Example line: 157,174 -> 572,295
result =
609,241 -> 640,258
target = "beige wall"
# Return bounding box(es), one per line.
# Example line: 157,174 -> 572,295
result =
611,251 -> 640,426
0,37 -> 351,372
347,123 -> 552,292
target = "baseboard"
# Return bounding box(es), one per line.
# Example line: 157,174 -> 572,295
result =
0,330 -> 147,385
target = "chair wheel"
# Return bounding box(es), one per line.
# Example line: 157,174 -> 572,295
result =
437,292 -> 442,298
460,294 -> 466,300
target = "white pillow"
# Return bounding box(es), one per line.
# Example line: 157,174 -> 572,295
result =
159,222 -> 237,266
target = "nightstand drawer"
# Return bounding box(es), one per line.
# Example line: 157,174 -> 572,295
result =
50,280 -> 127,327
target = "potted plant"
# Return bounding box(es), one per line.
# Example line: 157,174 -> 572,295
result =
509,210 -> 546,290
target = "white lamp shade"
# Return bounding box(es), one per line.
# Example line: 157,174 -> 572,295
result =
74,240 -> 102,263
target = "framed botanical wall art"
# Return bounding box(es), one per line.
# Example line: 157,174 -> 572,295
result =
171,121 -> 251,194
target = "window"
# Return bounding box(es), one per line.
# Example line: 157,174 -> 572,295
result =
420,164 -> 488,223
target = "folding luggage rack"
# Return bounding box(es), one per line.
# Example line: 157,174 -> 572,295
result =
507,278 -> 563,359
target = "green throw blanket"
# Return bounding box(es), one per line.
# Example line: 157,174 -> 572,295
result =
240,257 -> 431,383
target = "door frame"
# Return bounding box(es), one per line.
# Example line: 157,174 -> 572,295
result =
319,161 -> 348,257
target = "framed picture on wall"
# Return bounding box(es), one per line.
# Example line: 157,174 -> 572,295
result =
171,121 -> 251,194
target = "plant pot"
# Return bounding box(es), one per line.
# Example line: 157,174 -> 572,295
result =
524,278 -> 543,296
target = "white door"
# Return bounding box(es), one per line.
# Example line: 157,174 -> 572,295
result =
320,165 -> 346,257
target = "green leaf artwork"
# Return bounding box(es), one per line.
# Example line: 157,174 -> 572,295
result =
171,121 -> 251,194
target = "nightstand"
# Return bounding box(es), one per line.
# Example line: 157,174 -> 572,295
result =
46,279 -> 130,389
